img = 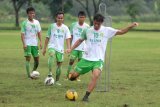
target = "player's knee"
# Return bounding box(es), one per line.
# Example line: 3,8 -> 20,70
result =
49,52 -> 54,57
93,70 -> 101,79
69,72 -> 79,81
26,56 -> 31,61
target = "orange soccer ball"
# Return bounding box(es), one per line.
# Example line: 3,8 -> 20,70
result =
65,89 -> 78,101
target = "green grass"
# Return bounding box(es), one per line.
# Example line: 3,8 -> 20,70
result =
0,21 -> 160,31
112,22 -> 160,31
0,30 -> 160,107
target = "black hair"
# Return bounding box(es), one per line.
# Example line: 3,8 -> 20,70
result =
56,11 -> 64,17
93,14 -> 104,22
26,7 -> 35,14
78,11 -> 86,17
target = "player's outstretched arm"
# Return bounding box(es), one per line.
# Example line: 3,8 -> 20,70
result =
116,22 -> 139,35
66,39 -> 84,53
72,39 -> 84,50
42,37 -> 49,56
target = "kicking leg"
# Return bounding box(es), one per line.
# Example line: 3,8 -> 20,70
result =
68,72 -> 80,81
76,58 -> 82,81
66,59 -> 75,77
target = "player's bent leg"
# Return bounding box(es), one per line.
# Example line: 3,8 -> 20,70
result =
66,50 -> 77,77
76,58 -> 82,82
68,72 -> 80,81
66,59 -> 75,78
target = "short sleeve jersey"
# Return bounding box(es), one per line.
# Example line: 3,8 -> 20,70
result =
81,26 -> 118,61
46,23 -> 71,53
21,19 -> 41,46
70,22 -> 89,51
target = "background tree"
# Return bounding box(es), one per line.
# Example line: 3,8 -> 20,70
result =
154,0 -> 160,15
12,0 -> 27,27
27,0 -> 32,7
126,3 -> 139,22
0,0 -> 159,26
44,0 -> 73,18
126,0 -> 149,22
75,0 -> 103,26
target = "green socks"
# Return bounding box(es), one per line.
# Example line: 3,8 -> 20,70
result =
82,91 -> 90,102
25,61 -> 30,77
33,60 -> 39,71
48,56 -> 54,75
56,67 -> 61,81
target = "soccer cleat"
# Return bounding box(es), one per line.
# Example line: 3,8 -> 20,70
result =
48,74 -> 52,77
29,74 -> 36,80
76,77 -> 81,82
30,76 -> 35,79
82,96 -> 89,102
55,81 -> 62,86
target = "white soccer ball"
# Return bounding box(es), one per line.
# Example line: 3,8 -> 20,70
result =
44,77 -> 54,85
30,71 -> 40,79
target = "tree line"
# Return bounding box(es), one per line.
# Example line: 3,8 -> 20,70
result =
0,0 -> 159,27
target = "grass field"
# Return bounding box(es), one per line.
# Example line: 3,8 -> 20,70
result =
0,22 -> 160,31
0,30 -> 160,107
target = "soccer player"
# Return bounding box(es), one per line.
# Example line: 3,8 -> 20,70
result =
67,14 -> 139,101
66,11 -> 89,81
21,7 -> 42,78
42,11 -> 71,86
